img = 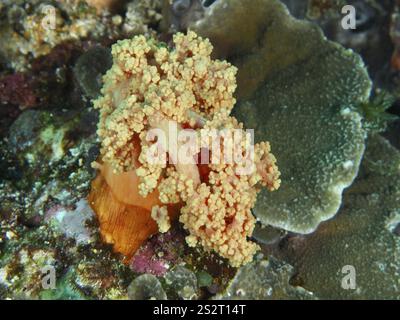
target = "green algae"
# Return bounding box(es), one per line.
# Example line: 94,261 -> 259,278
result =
196,270 -> 213,288
357,91 -> 398,133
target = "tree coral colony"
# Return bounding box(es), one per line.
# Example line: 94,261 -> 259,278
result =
91,31 -> 281,267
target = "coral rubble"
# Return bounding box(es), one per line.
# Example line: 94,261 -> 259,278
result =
0,0 -> 163,71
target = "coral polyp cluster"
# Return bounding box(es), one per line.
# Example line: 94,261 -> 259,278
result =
94,31 -> 237,173
92,31 -> 280,267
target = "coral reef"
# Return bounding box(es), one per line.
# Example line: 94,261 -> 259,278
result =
216,256 -> 315,300
0,0 -> 163,71
0,248 -> 57,298
123,0 -> 163,35
0,0 -> 399,301
0,198 -> 133,300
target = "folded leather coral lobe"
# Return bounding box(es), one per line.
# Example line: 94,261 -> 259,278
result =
90,31 -> 281,267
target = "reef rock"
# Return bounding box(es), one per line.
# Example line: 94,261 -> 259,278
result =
215,256 -> 315,300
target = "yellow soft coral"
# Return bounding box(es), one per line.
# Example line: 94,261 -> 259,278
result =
93,31 -> 280,267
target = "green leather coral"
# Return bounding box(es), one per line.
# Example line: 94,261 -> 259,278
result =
190,0 -> 372,233
284,135 -> 400,299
